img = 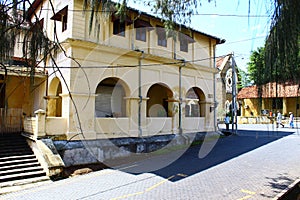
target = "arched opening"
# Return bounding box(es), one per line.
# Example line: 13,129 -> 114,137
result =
147,83 -> 173,117
95,77 -> 127,118
48,77 -> 62,117
55,82 -> 62,117
185,87 -> 205,117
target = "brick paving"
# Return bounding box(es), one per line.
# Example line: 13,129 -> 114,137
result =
2,124 -> 300,200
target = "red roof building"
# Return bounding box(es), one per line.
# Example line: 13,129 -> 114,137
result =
237,83 -> 300,117
238,82 -> 300,99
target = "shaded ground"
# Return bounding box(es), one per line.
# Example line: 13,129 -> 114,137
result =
149,130 -> 294,182
62,129 -> 293,181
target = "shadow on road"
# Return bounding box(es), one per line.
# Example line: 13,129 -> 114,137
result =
147,130 -> 294,182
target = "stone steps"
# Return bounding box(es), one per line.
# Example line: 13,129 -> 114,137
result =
0,133 -> 50,190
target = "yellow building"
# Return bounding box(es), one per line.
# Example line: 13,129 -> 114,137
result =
238,82 -> 300,123
18,0 -> 227,169
25,0 -> 225,140
0,21 -> 46,133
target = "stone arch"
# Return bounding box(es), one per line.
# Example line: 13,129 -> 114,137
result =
48,77 -> 62,117
95,77 -> 129,118
185,87 -> 206,117
146,83 -> 174,117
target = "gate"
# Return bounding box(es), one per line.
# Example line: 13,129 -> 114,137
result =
0,108 -> 23,133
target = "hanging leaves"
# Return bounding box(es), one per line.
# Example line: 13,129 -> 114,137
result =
265,0 -> 300,84
83,0 -> 215,36
0,1 -> 19,63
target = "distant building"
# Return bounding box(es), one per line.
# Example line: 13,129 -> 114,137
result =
238,82 -> 300,117
215,55 -> 240,122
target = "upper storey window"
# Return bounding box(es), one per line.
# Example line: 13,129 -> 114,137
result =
180,37 -> 188,52
136,27 -> 146,41
113,19 -> 126,36
156,28 -> 167,47
179,33 -> 195,53
51,6 -> 68,32
134,19 -> 153,42
112,14 -> 132,37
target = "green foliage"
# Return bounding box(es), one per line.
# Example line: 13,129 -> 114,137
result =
0,1 -> 52,69
248,1 -> 300,87
83,0 -> 215,38
0,1 -> 19,63
247,47 -> 266,86
265,0 -> 300,84
83,0 -> 114,34
237,68 -> 251,89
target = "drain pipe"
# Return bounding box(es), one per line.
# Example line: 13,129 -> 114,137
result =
213,39 -> 225,131
135,49 -> 144,137
178,59 -> 185,134
213,47 -> 217,132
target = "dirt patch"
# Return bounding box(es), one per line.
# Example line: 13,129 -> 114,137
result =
62,163 -> 108,178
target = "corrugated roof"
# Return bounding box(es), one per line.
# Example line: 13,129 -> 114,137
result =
238,83 -> 300,99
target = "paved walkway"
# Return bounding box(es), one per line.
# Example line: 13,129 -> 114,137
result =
2,125 -> 300,200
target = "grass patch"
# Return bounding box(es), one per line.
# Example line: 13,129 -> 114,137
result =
151,134 -> 227,156
151,144 -> 190,156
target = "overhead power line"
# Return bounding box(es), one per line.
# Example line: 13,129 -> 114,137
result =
32,8 -> 269,18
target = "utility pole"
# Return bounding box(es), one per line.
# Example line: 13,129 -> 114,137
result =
231,53 -> 238,134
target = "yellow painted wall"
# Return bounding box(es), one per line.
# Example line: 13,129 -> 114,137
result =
4,76 -> 46,116
241,98 -> 260,117
240,97 -> 300,117
286,98 -> 300,117
31,0 -> 220,138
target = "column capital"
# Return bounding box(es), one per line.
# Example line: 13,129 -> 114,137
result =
34,109 -> 46,115
124,97 -> 149,101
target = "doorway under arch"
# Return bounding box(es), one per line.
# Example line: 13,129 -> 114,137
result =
48,77 -> 62,117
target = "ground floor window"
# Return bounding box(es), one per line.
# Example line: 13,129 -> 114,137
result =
272,98 -> 283,109
185,87 -> 205,117
147,83 -> 173,117
95,78 -> 126,118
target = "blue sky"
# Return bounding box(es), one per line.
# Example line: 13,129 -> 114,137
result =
190,0 -> 271,71
125,0 -> 271,71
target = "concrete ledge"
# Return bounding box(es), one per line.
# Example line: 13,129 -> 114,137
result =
53,132 -> 208,167
25,136 -> 65,178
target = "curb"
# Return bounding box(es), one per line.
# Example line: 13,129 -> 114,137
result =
272,178 -> 300,200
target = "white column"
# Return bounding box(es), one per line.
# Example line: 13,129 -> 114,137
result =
126,97 -> 148,137
34,109 -> 46,138
61,93 -> 97,140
